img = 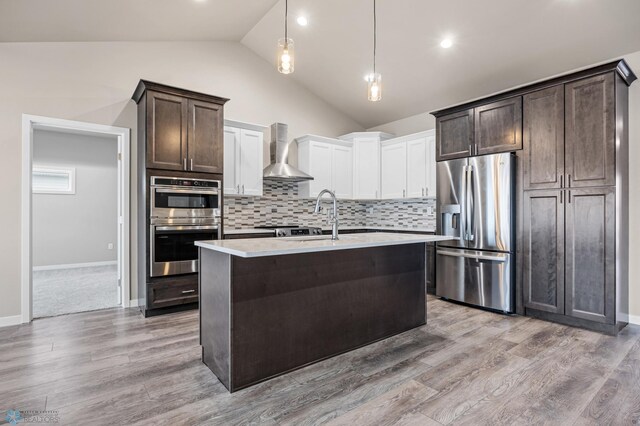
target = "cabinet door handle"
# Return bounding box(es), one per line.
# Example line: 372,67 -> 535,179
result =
182,289 -> 196,294
375,189 -> 378,199
183,158 -> 187,170
568,174 -> 571,187
242,184 -> 245,194
560,191 -> 563,204
422,188 -> 425,197
426,187 -> 429,197
469,144 -> 473,155
403,189 -> 406,198
568,190 -> 571,203
190,159 -> 194,170
560,175 -> 564,189
237,184 -> 240,194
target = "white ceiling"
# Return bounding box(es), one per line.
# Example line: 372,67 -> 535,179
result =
242,0 -> 640,127
0,0 -> 279,42
2,0 -> 640,128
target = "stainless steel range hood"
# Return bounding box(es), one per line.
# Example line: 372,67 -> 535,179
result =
263,123 -> 313,182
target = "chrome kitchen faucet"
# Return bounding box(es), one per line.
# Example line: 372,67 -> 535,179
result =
313,189 -> 339,240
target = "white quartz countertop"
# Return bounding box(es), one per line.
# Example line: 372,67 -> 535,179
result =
223,225 -> 436,235
196,232 -> 454,258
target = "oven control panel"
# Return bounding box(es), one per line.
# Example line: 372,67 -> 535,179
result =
151,177 -> 220,188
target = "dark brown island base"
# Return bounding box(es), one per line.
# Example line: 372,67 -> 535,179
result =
196,233 -> 453,392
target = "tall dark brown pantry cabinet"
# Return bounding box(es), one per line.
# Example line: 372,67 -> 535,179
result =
521,62 -> 634,334
132,80 -> 229,317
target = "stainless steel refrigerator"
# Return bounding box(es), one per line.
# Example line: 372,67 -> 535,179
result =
436,152 -> 515,313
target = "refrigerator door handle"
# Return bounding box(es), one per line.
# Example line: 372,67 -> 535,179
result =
438,249 -> 508,262
465,165 -> 475,241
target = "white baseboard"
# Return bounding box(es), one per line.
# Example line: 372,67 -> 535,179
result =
33,261 -> 117,271
0,315 -> 23,328
129,299 -> 139,308
628,314 -> 640,326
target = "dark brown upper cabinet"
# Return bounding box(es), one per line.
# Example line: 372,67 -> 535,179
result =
523,86 -> 564,190
435,109 -> 474,161
133,80 -> 228,174
187,99 -> 224,174
474,96 -> 522,156
434,97 -> 521,162
565,73 -> 615,188
146,91 -> 188,171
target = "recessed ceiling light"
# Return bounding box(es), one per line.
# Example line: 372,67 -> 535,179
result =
440,38 -> 453,49
297,16 -> 308,26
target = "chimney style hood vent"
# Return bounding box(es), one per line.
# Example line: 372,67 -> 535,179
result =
263,123 -> 313,182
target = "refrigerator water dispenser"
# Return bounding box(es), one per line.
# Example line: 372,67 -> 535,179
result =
440,204 -> 461,238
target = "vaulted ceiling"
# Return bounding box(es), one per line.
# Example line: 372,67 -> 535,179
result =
0,0 -> 279,41
2,0 -> 640,128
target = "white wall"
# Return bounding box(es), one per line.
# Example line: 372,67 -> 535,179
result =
367,112 -> 435,137
624,51 -> 640,323
0,41 -> 364,319
33,130 -> 118,267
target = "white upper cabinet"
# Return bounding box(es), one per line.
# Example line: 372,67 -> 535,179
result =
296,130 -> 435,200
352,137 -> 381,199
426,132 -> 436,198
340,132 -> 393,200
238,129 -> 264,196
223,127 -> 240,195
223,121 -> 265,197
331,144 -> 353,199
406,137 -> 427,198
297,135 -> 352,199
380,130 -> 436,199
381,142 -> 407,199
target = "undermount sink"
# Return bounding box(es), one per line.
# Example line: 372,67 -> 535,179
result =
283,236 -> 335,242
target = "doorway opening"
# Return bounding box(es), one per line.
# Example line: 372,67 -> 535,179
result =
22,116 -> 130,321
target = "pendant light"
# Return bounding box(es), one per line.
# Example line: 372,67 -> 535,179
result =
277,0 -> 294,74
367,0 -> 381,101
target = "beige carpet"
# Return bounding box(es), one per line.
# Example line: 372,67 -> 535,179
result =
32,264 -> 119,318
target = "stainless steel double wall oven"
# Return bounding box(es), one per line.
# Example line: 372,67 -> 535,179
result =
149,176 -> 221,277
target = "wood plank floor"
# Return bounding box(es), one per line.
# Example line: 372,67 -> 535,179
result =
1,295 -> 638,425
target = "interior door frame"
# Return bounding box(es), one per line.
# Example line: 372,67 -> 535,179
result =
21,114 -> 131,323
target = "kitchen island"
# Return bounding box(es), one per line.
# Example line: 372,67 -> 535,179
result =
196,233 -> 453,392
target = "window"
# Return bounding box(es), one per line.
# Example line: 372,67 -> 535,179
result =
32,166 -> 76,194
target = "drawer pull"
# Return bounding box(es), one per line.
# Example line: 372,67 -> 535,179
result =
182,289 -> 196,294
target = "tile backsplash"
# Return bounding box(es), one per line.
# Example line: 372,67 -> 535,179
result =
224,181 -> 436,230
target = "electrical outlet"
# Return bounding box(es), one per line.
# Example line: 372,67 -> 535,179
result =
107,243 -> 114,250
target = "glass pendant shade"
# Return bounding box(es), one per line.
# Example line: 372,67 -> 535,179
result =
277,38 -> 294,74
367,73 -> 382,101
